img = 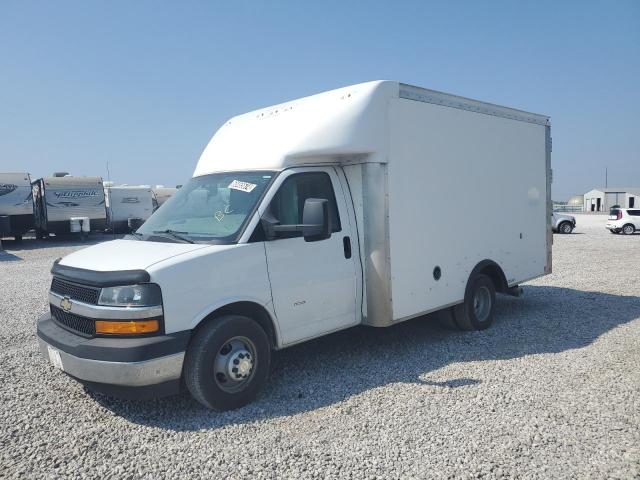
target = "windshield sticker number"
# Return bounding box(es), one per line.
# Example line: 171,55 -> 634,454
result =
228,180 -> 257,193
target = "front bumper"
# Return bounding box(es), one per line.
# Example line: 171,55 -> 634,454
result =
37,313 -> 191,396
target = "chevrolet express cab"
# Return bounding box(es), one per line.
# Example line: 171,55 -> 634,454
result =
37,81 -> 552,411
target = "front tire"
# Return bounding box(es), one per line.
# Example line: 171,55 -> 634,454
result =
453,274 -> 496,331
622,224 -> 635,235
184,315 -> 271,411
559,221 -> 573,234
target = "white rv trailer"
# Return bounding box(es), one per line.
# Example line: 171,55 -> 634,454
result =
0,172 -> 34,240
32,176 -> 107,236
104,185 -> 154,232
151,186 -> 178,210
38,81 -> 551,410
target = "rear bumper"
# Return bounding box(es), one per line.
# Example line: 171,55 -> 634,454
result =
37,313 -> 190,395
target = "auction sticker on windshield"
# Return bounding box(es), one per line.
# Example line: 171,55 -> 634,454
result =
228,180 -> 257,193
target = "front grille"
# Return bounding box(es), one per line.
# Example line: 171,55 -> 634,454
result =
50,305 -> 96,337
51,277 -> 100,305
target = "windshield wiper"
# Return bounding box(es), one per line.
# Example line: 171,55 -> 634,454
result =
152,229 -> 195,244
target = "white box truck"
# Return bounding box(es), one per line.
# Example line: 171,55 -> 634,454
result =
32,175 -> 107,237
0,172 -> 34,241
37,81 -> 552,410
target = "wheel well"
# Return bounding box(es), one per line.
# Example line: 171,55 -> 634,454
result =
196,302 -> 278,348
471,260 -> 508,294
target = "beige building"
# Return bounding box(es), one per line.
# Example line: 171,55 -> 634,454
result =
583,188 -> 640,212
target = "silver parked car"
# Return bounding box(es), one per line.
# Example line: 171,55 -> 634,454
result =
552,212 -> 576,234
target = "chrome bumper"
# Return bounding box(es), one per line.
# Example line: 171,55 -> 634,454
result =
38,337 -> 184,387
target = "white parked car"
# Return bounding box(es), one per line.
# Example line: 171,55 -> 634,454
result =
551,212 -> 576,234
606,208 -> 640,235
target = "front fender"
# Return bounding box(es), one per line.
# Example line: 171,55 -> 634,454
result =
147,243 -> 274,335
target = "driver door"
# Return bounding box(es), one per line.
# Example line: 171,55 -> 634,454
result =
262,167 -> 357,346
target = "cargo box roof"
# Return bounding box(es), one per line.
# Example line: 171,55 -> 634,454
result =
194,80 -> 549,176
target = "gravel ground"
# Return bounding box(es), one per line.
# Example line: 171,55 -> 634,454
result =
0,214 -> 638,479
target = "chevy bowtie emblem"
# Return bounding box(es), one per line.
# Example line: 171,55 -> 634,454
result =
60,296 -> 73,312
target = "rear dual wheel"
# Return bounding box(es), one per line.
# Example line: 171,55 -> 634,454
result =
437,274 -> 497,331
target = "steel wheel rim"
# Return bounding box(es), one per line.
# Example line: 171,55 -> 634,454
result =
213,336 -> 257,393
473,286 -> 491,322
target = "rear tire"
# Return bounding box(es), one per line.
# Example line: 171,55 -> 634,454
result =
453,274 -> 496,331
559,221 -> 573,234
184,315 -> 271,411
622,224 -> 635,235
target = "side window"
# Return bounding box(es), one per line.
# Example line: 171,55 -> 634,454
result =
269,172 -> 341,238
628,209 -> 640,216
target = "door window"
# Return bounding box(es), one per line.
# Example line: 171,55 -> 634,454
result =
269,172 -> 341,238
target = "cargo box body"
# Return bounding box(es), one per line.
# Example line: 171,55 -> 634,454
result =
343,87 -> 550,326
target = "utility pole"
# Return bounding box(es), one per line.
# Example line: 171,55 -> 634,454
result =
605,167 -> 608,188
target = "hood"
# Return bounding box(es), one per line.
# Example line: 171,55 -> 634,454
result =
58,239 -> 211,271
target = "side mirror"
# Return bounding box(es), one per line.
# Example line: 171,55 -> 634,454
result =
260,198 -> 331,242
302,198 -> 331,242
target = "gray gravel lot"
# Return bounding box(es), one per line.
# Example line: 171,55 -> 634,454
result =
1,214 -> 639,479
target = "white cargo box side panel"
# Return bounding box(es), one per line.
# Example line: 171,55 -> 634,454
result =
387,98 -> 548,321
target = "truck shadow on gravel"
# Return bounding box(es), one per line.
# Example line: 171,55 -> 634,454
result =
88,285 -> 640,431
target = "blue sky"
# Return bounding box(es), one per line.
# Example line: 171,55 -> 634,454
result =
1,1 -> 638,200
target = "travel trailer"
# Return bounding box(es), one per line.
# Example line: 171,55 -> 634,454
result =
32,175 -> 107,237
151,186 -> 178,210
104,185 -> 154,233
37,81 -> 551,411
0,172 -> 34,241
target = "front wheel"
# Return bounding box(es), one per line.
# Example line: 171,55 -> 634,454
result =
559,222 -> 574,234
453,274 -> 496,331
622,224 -> 635,235
184,315 -> 271,411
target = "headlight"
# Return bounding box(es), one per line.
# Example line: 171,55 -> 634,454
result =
98,284 -> 162,307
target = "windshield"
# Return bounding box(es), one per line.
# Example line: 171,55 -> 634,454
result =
137,171 -> 275,243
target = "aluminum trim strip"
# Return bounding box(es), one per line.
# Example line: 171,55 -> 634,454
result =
49,291 -> 163,320
399,83 -> 550,126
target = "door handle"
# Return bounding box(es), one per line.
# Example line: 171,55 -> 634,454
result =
343,236 -> 352,259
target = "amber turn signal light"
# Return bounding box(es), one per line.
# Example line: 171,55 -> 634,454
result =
95,319 -> 159,335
